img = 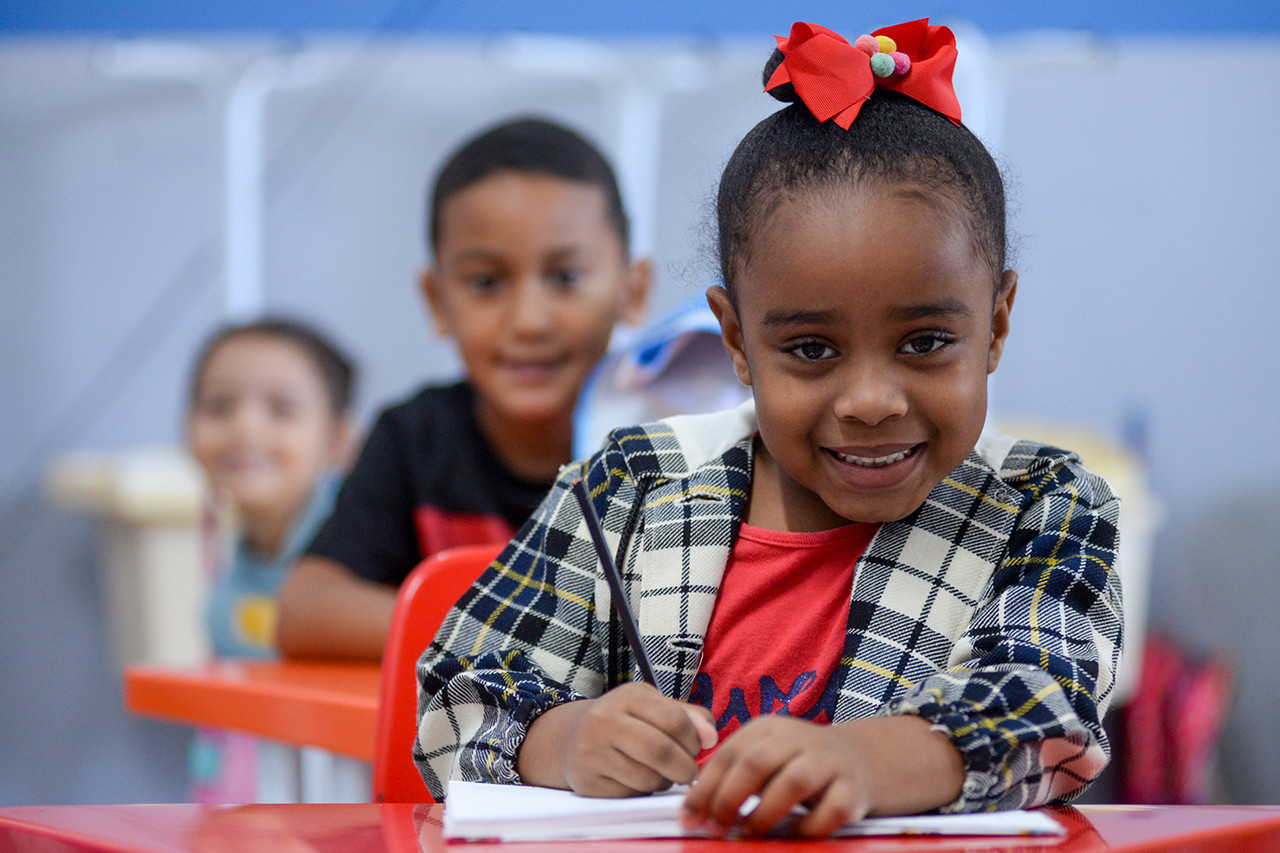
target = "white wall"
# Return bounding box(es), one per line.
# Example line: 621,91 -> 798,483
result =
2,31 -> 1278,804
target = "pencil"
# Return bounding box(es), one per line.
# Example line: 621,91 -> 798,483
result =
570,477 -> 657,686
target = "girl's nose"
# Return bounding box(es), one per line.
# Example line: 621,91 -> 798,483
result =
832,364 -> 908,426
228,403 -> 264,438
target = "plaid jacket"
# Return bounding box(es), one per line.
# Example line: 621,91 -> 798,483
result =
415,402 -> 1124,811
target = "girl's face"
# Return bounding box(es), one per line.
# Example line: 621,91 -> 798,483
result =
188,335 -> 346,527
710,185 -> 1015,532
424,171 -> 648,433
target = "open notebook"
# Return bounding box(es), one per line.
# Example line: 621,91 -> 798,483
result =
443,780 -> 1066,842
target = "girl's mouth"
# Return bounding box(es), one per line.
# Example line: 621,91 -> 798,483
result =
827,444 -> 922,468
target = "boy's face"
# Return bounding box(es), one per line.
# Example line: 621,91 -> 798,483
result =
710,186 -> 1015,531
188,335 -> 346,527
425,172 -> 647,433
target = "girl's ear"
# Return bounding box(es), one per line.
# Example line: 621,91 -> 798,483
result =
987,270 -> 1018,374
420,269 -> 454,338
706,284 -> 753,388
620,257 -> 652,326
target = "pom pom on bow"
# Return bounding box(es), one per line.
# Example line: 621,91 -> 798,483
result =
765,18 -> 962,129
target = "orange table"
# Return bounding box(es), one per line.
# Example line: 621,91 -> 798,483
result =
5,802 -> 1280,852
125,660 -> 381,761
125,660 -> 383,802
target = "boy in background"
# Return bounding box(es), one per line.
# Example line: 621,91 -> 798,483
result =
277,118 -> 649,660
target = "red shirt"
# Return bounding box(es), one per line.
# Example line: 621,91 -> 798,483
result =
690,520 -> 878,760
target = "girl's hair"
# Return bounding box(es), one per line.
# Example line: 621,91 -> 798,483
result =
717,50 -> 1007,295
189,318 -> 356,416
428,117 -> 630,255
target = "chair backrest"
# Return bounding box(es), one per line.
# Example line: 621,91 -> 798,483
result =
373,543 -> 503,803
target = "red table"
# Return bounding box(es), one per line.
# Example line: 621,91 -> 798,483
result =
4,803 -> 1280,852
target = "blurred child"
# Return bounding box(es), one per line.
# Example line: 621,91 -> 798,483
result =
186,317 -> 355,799
416,20 -> 1123,837
276,117 -> 649,660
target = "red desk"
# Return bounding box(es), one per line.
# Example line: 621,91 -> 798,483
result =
124,660 -> 381,762
4,803 -> 1280,853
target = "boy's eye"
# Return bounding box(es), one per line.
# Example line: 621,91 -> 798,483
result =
465,273 -> 501,293
787,340 -> 837,361
900,332 -> 953,355
546,268 -> 582,290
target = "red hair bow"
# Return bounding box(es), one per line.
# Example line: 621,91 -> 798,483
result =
765,18 -> 961,129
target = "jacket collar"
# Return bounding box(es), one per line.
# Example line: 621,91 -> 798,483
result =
620,402 -> 1036,700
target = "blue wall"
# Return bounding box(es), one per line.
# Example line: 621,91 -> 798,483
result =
4,0 -> 1280,36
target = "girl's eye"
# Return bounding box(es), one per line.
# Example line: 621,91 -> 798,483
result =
268,397 -> 301,420
788,340 -> 837,361
900,333 -> 953,355
195,395 -> 233,418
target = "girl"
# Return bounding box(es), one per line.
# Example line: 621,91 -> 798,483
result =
186,318 -> 354,800
188,318 -> 355,659
416,19 -> 1123,838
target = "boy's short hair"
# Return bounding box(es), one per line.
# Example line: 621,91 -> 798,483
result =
427,117 -> 630,256
189,317 -> 357,415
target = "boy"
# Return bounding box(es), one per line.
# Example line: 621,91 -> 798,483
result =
276,118 -> 649,660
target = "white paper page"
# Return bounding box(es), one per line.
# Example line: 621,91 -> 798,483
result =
443,781 -> 1066,841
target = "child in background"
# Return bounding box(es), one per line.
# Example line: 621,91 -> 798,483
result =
186,317 -> 355,798
276,118 -> 650,661
416,19 -> 1123,837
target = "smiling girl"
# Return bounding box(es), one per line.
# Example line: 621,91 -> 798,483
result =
186,318 -> 354,802
416,19 -> 1123,838
188,318 -> 354,659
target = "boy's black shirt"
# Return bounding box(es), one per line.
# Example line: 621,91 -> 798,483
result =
305,381 -> 551,587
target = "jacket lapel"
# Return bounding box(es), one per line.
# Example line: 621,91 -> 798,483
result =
633,441 -> 750,700
835,448 -> 1025,717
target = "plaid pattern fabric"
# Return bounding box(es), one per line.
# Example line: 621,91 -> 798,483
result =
415,404 -> 1123,812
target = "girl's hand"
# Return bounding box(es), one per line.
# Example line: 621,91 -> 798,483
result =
518,683 -> 717,797
681,715 -> 964,838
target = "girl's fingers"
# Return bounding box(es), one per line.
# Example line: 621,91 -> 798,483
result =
685,738 -> 781,833
685,719 -> 853,837
569,713 -> 679,796
741,761 -> 828,835
792,777 -> 864,838
571,685 -> 708,792
681,738 -> 729,824
596,747 -> 676,797
706,753 -> 790,832
685,705 -> 719,750
619,689 -> 712,763
615,724 -> 701,786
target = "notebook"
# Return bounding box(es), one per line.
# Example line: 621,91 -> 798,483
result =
442,780 -> 1067,842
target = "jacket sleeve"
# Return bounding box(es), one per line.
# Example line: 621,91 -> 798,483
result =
884,461 -> 1124,812
413,449 -> 629,800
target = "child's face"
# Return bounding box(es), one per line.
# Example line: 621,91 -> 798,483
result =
188,335 -> 345,524
710,185 -> 1015,531
424,172 -> 647,432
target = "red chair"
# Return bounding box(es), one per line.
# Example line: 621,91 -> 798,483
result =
372,543 -> 503,803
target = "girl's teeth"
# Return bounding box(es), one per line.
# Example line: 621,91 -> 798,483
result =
835,447 -> 913,468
